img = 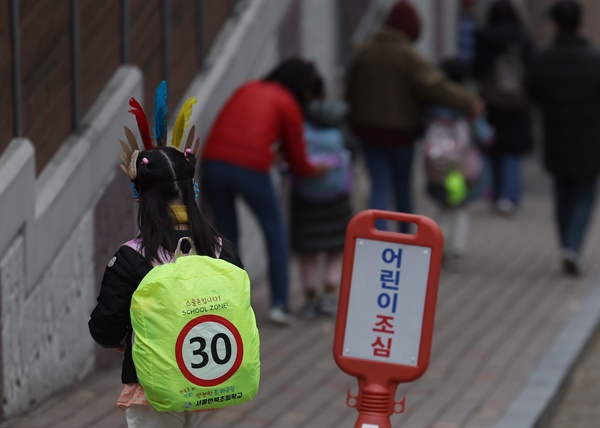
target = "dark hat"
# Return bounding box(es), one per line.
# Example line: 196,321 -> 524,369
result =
549,0 -> 581,31
384,1 -> 422,42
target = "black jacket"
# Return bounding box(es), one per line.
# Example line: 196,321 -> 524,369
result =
88,231 -> 243,384
525,33 -> 600,180
473,22 -> 534,154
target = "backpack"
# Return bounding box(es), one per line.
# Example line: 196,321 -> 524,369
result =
127,237 -> 260,412
293,122 -> 353,201
423,116 -> 483,186
484,43 -> 527,108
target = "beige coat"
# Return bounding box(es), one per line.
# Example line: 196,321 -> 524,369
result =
346,28 -> 476,140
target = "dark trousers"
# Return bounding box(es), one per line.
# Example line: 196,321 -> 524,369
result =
360,141 -> 415,233
201,160 -> 289,309
553,177 -> 597,254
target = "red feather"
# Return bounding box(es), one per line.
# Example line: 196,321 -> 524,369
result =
128,98 -> 153,150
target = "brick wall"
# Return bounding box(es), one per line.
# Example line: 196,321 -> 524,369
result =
170,1 -> 201,109
3,0 -> 234,175
80,0 -> 121,115
19,1 -> 73,174
0,0 -> 13,155
130,0 -> 162,119
204,0 -> 230,62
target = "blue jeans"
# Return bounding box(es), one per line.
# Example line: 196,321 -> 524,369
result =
361,142 -> 415,233
201,161 -> 289,309
554,177 -> 597,254
490,153 -> 522,204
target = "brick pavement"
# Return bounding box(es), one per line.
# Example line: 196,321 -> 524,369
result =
1,157 -> 598,428
547,328 -> 600,428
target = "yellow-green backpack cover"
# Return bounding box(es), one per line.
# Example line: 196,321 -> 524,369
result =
129,240 -> 260,412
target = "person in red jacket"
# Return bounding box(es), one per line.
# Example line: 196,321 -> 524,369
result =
201,58 -> 328,326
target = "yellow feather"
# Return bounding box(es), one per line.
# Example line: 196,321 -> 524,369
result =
171,97 -> 197,148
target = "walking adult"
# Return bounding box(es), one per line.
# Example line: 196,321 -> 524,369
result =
525,0 -> 600,275
201,58 -> 328,325
345,0 -> 483,232
473,0 -> 534,216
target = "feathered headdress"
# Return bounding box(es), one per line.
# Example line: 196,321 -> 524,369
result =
119,80 -> 200,180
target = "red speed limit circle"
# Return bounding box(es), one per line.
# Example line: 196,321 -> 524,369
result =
175,314 -> 244,387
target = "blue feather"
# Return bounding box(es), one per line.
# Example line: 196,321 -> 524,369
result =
153,80 -> 168,145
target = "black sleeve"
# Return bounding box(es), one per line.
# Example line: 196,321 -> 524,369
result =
88,246 -> 150,348
473,32 -> 494,81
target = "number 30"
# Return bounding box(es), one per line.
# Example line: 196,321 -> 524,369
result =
189,333 -> 232,369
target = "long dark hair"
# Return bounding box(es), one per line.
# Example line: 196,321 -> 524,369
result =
263,57 -> 317,110
132,146 -> 220,263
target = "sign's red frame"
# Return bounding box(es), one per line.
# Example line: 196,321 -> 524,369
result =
333,210 -> 443,385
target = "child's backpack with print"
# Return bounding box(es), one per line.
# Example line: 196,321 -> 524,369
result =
484,43 -> 527,108
293,122 -> 354,201
127,237 -> 260,412
423,116 -> 483,185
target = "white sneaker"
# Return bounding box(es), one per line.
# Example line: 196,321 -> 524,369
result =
268,307 -> 296,326
496,198 -> 517,217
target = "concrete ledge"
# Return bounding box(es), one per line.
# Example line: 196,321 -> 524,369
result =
0,66 -> 143,292
494,277 -> 600,428
0,140 -> 35,257
184,0 -> 292,139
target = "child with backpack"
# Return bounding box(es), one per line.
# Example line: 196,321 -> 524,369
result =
290,76 -> 355,319
89,82 -> 260,427
423,59 -> 495,260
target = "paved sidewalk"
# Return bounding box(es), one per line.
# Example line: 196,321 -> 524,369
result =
1,157 -> 599,428
547,327 -> 600,428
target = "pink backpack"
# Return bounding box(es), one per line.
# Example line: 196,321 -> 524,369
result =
423,117 -> 483,185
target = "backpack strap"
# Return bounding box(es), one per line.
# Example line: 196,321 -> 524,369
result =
173,237 -> 196,260
124,236 -> 223,264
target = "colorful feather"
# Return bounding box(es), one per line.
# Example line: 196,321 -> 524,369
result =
119,139 -> 131,159
171,97 -> 197,148
124,126 -> 140,152
192,137 -> 201,158
128,98 -> 153,150
184,125 -> 196,151
153,81 -> 168,145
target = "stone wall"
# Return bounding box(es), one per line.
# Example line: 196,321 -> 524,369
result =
1,213 -> 95,416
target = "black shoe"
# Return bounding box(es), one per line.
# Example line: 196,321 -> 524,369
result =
561,251 -> 581,276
